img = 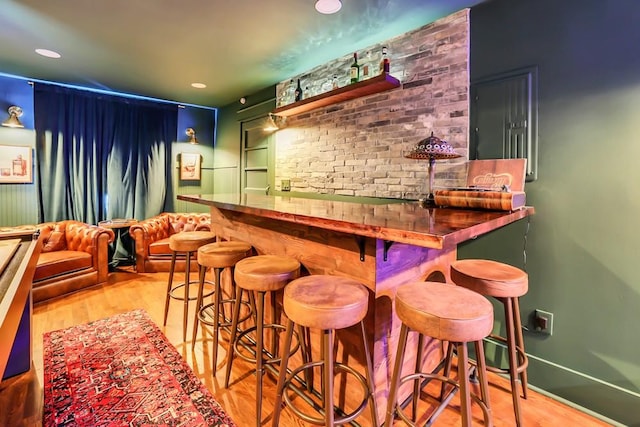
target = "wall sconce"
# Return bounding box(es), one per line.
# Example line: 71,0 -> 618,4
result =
185,127 -> 198,144
315,0 -> 342,14
264,113 -> 286,132
2,106 -> 25,128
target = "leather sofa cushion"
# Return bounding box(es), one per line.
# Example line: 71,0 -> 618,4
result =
41,227 -> 67,252
34,250 -> 92,282
149,238 -> 172,256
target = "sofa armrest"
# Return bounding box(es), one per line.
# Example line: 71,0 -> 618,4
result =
129,214 -> 171,272
65,221 -> 115,283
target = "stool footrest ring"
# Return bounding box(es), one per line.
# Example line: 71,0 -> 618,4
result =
234,324 -> 300,365
198,299 -> 252,328
168,280 -> 215,301
392,372 -> 492,427
282,361 -> 370,426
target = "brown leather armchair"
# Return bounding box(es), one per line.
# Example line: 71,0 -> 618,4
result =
129,212 -> 211,273
32,220 -> 115,303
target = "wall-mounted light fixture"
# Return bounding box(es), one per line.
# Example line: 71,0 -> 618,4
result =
315,0 -> 342,14
2,106 -> 25,128
185,127 -> 198,144
264,113 -> 286,132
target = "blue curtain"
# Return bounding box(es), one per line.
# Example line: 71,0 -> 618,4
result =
33,83 -> 178,224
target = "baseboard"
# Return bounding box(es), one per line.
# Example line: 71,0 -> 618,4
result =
484,337 -> 637,426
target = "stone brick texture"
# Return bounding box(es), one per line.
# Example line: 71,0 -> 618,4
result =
275,9 -> 469,200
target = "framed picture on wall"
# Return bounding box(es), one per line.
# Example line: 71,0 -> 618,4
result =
0,145 -> 33,184
179,152 -> 201,181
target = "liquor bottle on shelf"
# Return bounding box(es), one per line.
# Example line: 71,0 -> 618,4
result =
286,79 -> 296,104
350,52 -> 360,84
361,51 -> 372,80
294,79 -> 303,102
332,75 -> 339,89
380,46 -> 390,74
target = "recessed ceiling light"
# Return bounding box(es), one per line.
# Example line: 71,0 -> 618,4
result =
35,48 -> 61,58
191,83 -> 206,89
315,0 -> 342,14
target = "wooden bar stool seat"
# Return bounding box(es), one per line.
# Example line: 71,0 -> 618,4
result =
192,241 -> 253,375
272,275 -> 377,427
386,281 -> 494,427
164,231 -> 217,342
451,259 -> 529,427
224,255 -> 301,427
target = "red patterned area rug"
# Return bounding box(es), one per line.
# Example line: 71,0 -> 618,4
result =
43,309 -> 236,426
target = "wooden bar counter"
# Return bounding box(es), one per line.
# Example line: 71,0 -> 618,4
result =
178,193 -> 534,424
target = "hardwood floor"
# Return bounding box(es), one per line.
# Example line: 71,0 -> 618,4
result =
1,268 -> 614,426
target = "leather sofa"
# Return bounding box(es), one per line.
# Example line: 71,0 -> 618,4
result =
129,212 -> 211,273
32,220 -> 115,303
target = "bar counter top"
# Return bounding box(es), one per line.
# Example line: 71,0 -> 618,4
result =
178,193 -> 534,250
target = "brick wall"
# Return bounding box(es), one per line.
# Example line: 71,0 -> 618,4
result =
274,9 -> 469,199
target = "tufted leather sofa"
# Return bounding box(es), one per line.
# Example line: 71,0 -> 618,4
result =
129,212 -> 211,273
32,220 -> 115,303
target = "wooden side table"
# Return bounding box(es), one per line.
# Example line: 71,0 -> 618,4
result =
98,219 -> 138,270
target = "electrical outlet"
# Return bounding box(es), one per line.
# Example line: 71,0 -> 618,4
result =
534,309 -> 553,336
281,179 -> 291,191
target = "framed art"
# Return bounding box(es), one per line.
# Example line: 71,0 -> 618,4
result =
179,152 -> 201,181
0,145 -> 33,184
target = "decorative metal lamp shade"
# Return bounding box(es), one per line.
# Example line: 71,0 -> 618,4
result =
405,132 -> 462,206
2,106 -> 25,128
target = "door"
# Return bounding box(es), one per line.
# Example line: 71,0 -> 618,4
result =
241,116 -> 273,195
471,67 -> 538,181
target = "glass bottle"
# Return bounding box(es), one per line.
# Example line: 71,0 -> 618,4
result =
350,52 -> 360,84
362,51 -> 372,80
294,79 -> 303,102
332,75 -> 339,90
286,79 -> 296,104
380,46 -> 390,74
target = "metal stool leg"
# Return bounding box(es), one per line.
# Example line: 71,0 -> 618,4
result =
211,266 -> 223,375
255,290 -> 266,427
322,328 -> 335,426
385,323 -> 409,425
224,283 -> 244,388
191,264 -> 207,349
513,297 -> 529,398
163,251 -> 177,326
272,318 -> 295,427
182,251 -> 192,342
505,296 -> 523,427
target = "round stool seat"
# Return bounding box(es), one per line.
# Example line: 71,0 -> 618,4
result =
169,231 -> 216,253
396,281 -> 493,343
451,259 -> 528,297
284,275 -> 369,331
234,255 -> 300,292
198,241 -> 252,268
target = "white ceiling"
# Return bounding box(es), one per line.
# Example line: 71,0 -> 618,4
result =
0,0 -> 487,107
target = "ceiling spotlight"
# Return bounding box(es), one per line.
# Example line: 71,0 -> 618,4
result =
315,0 -> 342,14
185,128 -> 198,144
35,48 -> 61,58
191,82 -> 206,89
2,106 -> 25,128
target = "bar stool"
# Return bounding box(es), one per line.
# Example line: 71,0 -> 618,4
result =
450,259 -> 529,427
192,240 -> 253,375
224,254 -> 301,427
385,281 -> 494,427
164,231 -> 216,342
272,275 -> 378,427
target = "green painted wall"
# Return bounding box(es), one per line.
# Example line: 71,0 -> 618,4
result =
213,87 -> 275,196
465,0 -> 639,424
172,105 -> 217,213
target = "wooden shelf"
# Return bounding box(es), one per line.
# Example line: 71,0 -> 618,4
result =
272,73 -> 401,117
